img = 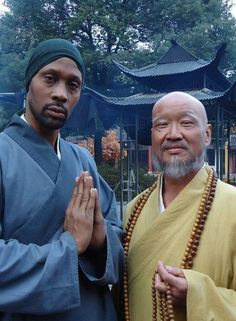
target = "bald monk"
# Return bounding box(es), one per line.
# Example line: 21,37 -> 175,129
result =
0,39 -> 123,321
123,91 -> 236,321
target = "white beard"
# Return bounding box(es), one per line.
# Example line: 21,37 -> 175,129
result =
153,151 -> 205,179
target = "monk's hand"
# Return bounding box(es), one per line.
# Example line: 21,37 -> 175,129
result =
88,188 -> 106,252
155,261 -> 187,306
64,171 -> 95,255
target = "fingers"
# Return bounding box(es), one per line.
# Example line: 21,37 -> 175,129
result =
86,187 -> 96,215
75,174 -> 92,210
94,188 -> 100,213
157,261 -> 184,285
67,176 -> 80,213
66,171 -> 94,224
155,261 -> 188,306
155,271 -> 167,294
165,265 -> 185,278
93,188 -> 104,224
70,171 -> 93,209
88,188 -> 106,250
64,172 -> 96,254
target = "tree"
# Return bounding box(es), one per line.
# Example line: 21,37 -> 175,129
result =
145,0 -> 236,79
0,0 -> 145,92
0,0 -> 236,93
73,129 -> 127,167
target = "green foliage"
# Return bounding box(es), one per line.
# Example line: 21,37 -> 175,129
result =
0,53 -> 28,92
97,162 -> 156,201
138,167 -> 157,191
1,0 -> 236,91
97,162 -> 120,190
0,100 -> 16,131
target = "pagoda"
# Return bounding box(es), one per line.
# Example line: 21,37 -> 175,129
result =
2,40 -> 235,212
67,40 -> 236,181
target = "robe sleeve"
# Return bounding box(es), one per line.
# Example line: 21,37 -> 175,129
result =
79,174 -> 124,285
0,230 -> 82,314
184,269 -> 236,321
0,162 -> 82,314
0,145 -> 124,315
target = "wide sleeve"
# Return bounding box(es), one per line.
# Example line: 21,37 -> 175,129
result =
0,230 -> 81,314
0,153 -> 83,315
184,269 -> 236,321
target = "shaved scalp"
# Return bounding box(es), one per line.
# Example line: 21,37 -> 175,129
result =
152,91 -> 208,128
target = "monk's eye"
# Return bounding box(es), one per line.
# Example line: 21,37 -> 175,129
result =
155,122 -> 168,129
181,120 -> 195,127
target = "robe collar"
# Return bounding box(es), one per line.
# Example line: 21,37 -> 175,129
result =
4,114 -> 61,182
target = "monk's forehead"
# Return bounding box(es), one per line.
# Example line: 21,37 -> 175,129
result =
153,94 -> 206,120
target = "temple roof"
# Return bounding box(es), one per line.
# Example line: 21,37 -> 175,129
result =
157,39 -> 199,64
113,40 -> 226,77
79,86 -> 228,109
65,83 -> 236,145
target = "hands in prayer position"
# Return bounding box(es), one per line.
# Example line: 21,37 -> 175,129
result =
64,171 -> 105,254
155,261 -> 188,306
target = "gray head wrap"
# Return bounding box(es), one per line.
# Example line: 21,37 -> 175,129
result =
25,38 -> 85,91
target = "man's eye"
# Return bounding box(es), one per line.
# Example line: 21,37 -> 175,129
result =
156,122 -> 168,128
181,120 -> 194,126
44,75 -> 55,83
69,82 -> 80,92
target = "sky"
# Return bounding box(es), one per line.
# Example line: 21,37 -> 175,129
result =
0,0 -> 236,15
232,0 -> 236,16
0,1 -> 7,14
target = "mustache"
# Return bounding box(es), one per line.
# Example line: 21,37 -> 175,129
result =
43,103 -> 68,116
161,141 -> 189,150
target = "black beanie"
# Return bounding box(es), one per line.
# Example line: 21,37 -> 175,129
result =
25,38 -> 85,92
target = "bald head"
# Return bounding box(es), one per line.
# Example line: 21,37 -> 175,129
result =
152,91 -> 208,129
151,91 -> 212,179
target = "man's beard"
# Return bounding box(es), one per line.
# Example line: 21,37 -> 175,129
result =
153,150 -> 205,179
29,100 -> 68,130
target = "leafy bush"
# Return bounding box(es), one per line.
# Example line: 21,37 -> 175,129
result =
97,162 -> 157,201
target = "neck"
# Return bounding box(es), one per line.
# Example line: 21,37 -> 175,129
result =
162,168 -> 200,207
38,129 -> 59,149
24,113 -> 59,149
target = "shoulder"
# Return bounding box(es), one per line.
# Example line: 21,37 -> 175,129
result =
213,179 -> 236,221
61,139 -> 99,176
0,132 -> 15,153
0,131 -> 10,143
216,179 -> 236,196
62,139 -> 94,161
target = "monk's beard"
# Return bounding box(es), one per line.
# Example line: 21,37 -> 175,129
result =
153,150 -> 205,179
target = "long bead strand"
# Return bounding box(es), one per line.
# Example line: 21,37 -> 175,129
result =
123,169 -> 217,321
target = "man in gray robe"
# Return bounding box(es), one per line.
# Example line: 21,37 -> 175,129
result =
0,38 -> 124,321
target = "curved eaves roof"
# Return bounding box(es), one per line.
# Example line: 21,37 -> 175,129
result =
112,41 -> 226,78
112,59 -> 209,77
83,86 -> 225,108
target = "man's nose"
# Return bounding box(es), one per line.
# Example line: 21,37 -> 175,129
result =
51,82 -> 68,102
166,123 -> 182,140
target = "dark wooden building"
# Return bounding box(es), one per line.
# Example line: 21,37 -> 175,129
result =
1,40 -> 236,213
67,40 -> 236,196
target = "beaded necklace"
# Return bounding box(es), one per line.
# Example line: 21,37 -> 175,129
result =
123,168 -> 217,321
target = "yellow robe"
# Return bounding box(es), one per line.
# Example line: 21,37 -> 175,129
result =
123,165 -> 236,321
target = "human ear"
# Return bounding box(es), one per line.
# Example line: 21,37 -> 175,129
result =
205,124 -> 212,146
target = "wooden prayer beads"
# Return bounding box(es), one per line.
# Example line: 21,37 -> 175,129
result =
123,168 -> 217,321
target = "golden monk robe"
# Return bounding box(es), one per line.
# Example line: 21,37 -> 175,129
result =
123,91 -> 236,321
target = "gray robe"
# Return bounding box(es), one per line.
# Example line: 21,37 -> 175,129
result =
0,115 -> 124,321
